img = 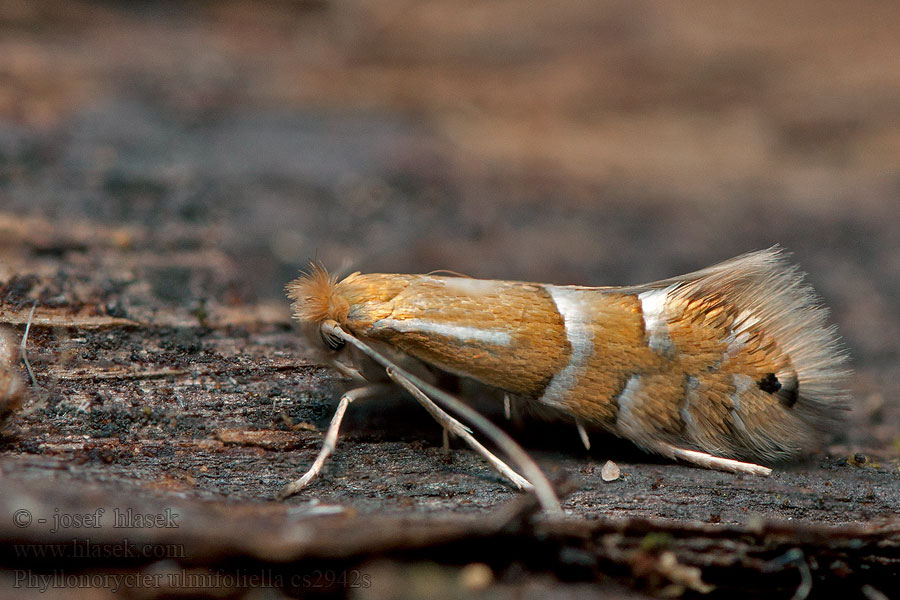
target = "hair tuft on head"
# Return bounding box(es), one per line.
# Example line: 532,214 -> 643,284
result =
286,263 -> 351,325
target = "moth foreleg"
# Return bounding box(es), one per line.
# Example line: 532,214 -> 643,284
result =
384,366 -> 533,491
277,383 -> 390,500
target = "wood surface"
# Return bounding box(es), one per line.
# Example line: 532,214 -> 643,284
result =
1,2 -> 898,598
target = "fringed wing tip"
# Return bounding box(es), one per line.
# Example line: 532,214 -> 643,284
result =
684,248 -> 851,436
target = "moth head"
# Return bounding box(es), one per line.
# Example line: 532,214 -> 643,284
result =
286,262 -> 359,351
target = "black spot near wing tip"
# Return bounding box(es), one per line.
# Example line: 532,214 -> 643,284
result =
756,373 -> 800,408
758,372 -> 782,394
758,372 -> 800,408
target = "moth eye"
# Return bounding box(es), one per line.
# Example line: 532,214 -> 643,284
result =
320,326 -> 344,350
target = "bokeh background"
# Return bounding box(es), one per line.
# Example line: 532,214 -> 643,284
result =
1,1 -> 898,459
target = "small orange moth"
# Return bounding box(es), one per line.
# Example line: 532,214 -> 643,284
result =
280,248 -> 848,512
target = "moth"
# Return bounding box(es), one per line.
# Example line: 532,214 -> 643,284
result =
280,248 -> 849,512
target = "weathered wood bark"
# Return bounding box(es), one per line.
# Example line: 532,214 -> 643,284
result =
1,2 -> 899,598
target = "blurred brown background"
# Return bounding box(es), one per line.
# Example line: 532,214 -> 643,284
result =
1,2 -> 899,597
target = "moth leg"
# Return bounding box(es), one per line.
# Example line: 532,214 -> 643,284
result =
331,360 -> 367,384
20,303 -> 37,387
652,441 -> 772,476
322,321 -> 561,513
442,428 -> 452,458
277,383 -> 390,500
384,366 -> 533,491
575,419 -> 591,451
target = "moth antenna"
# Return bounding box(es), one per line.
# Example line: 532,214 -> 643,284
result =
322,320 -> 563,514
426,269 -> 472,278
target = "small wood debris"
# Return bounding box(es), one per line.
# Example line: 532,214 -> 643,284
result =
216,429 -> 308,451
601,460 -> 621,482
459,563 -> 493,591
